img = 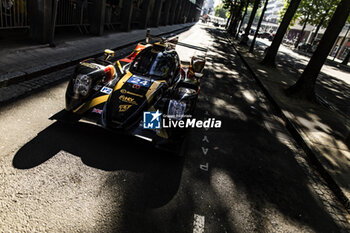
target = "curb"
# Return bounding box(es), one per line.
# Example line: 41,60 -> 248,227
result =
230,40 -> 350,214
0,23 -> 195,88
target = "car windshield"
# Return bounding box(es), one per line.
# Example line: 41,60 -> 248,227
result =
129,48 -> 174,79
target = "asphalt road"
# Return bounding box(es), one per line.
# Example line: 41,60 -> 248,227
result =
0,24 -> 349,232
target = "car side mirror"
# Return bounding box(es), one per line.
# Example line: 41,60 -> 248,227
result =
104,49 -> 115,61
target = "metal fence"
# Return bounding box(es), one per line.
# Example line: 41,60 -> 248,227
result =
0,0 -> 28,29
57,0 -> 123,31
105,0 -> 122,30
56,0 -> 91,27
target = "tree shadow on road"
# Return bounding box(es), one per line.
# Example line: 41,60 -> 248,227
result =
231,27 -> 350,204
189,26 -> 347,233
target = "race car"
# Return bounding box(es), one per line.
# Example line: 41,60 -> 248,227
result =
62,30 -> 206,153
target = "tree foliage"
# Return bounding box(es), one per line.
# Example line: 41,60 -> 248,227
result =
280,0 -> 341,28
244,5 -> 262,25
286,0 -> 350,100
215,3 -> 229,18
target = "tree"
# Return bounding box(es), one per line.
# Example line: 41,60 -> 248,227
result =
240,0 -> 260,45
279,0 -> 313,26
241,4 -> 263,26
294,14 -> 309,48
236,0 -> 250,38
288,0 -> 315,48
249,0 -> 269,53
225,1 -> 235,29
230,0 -> 247,35
227,0 -> 238,33
286,0 -> 350,101
215,3 -> 229,18
281,0 -> 341,46
309,0 -> 340,44
261,0 -> 302,67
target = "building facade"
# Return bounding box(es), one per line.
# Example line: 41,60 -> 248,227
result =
261,0 -> 284,33
202,0 -> 214,15
287,23 -> 350,60
0,0 -> 203,43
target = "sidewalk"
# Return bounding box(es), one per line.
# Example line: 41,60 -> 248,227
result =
0,23 -> 195,87
249,35 -> 350,74
230,38 -> 350,212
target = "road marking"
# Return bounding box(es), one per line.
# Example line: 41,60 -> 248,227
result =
201,147 -> 208,155
200,163 -> 209,171
193,214 -> 205,233
202,136 -> 209,143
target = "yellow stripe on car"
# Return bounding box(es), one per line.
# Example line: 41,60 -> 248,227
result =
73,95 -> 109,114
145,80 -> 166,102
156,128 -> 169,139
116,61 -> 123,74
114,71 -> 133,91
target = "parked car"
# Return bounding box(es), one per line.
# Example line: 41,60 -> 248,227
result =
258,32 -> 274,41
297,43 -> 315,53
249,29 -> 256,35
258,32 -> 269,38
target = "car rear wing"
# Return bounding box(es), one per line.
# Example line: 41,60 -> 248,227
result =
145,29 -> 207,53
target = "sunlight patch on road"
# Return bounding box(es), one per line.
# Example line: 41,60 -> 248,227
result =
212,97 -> 248,121
241,90 -> 256,104
193,214 -> 205,233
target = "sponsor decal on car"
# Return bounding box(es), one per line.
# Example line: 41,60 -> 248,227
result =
120,89 -> 143,98
119,105 -> 132,112
100,86 -> 113,95
119,95 -> 138,105
132,84 -> 141,89
127,76 -> 151,87
92,108 -> 103,114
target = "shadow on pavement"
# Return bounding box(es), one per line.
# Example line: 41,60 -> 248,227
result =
234,26 -> 350,209
13,120 -> 184,209
189,26 -> 344,232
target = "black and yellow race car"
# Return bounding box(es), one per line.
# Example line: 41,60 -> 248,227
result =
62,31 -> 206,152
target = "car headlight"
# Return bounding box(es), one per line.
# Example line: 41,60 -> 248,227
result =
73,75 -> 91,96
167,100 -> 186,120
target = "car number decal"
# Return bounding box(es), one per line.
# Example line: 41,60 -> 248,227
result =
100,86 -> 113,95
127,76 -> 151,87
